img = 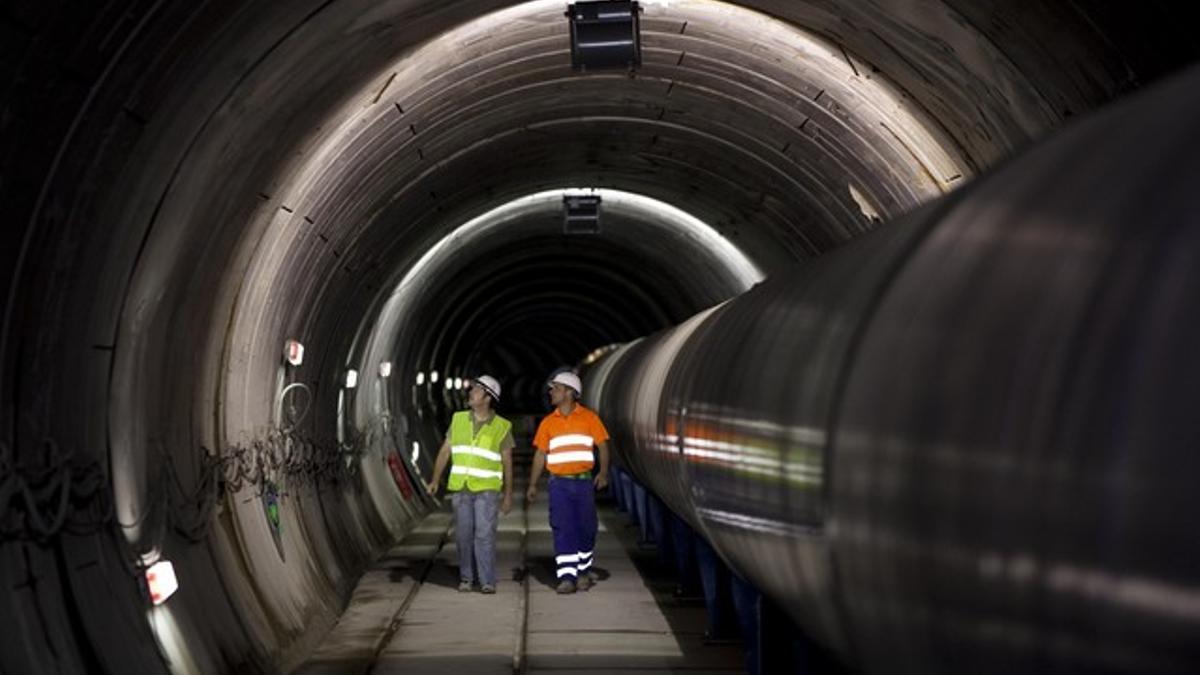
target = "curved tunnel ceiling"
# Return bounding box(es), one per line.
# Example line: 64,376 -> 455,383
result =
2,0 -> 1197,672
209,0 -> 975,460
355,187 -> 764,415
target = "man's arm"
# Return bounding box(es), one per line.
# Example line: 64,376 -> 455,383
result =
526,450 -> 546,503
593,440 -> 610,490
500,431 -> 515,514
426,438 -> 452,494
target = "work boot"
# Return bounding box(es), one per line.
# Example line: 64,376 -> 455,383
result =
576,574 -> 593,591
480,584 -> 496,594
458,580 -> 473,593
555,579 -> 577,594
585,569 -> 600,583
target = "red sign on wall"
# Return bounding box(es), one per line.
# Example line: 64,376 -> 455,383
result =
387,452 -> 414,500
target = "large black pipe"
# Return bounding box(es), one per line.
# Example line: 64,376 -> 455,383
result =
588,65 -> 1200,674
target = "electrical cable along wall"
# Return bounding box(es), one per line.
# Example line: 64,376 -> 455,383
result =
588,65 -> 1200,674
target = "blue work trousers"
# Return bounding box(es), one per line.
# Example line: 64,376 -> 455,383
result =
548,476 -> 598,580
451,490 -> 500,586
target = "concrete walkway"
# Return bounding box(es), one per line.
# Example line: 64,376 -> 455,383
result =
295,474 -> 745,674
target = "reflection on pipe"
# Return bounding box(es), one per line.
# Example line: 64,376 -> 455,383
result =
589,66 -> 1200,673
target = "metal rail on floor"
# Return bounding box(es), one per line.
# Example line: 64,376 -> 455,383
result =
512,487 -> 530,675
363,521 -> 453,675
511,447 -> 534,675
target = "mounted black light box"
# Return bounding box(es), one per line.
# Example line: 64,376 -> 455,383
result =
566,1 -> 643,72
563,195 -> 602,235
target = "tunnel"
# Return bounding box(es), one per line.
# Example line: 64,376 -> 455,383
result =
2,1 -> 1198,673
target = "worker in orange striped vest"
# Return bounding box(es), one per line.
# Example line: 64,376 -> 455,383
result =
426,375 -> 514,594
526,371 -> 610,594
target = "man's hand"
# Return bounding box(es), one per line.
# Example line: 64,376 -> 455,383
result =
425,480 -> 438,496
593,472 -> 609,490
501,493 -> 513,515
526,486 -> 538,504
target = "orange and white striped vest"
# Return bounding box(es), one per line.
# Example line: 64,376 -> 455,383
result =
533,404 -> 610,476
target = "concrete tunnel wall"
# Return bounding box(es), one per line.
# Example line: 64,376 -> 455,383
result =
1,1 -> 1196,672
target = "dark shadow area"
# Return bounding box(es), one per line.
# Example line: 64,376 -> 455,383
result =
381,563 -> 420,586
388,561 -> 462,591
379,530 -> 448,549
293,656 -> 377,675
370,652 -> 743,675
596,505 -> 723,640
599,496 -> 853,674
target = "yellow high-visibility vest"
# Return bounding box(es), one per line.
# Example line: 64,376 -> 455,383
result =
446,411 -> 510,492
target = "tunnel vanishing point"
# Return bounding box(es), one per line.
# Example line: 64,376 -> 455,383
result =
2,1 -> 1200,673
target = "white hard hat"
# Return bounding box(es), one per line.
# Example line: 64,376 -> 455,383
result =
549,371 -> 582,395
474,375 -> 501,401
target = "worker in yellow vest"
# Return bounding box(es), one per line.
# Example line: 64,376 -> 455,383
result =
526,371 -> 611,594
426,375 -> 514,593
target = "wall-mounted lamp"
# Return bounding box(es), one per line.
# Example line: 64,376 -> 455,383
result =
284,339 -> 304,366
146,560 -> 179,606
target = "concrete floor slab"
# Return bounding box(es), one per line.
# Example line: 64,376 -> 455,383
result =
295,473 -> 745,675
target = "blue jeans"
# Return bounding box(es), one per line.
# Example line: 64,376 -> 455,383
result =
451,490 -> 500,585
